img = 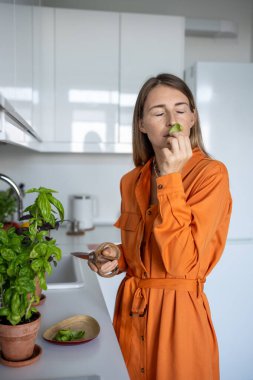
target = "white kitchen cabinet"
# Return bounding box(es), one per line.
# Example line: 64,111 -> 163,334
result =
119,13 -> 185,144
54,9 -> 120,152
38,7 -> 55,143
32,5 -> 42,138
0,1 -> 42,147
0,1 -> 15,103
13,1 -> 33,127
39,9 -> 185,153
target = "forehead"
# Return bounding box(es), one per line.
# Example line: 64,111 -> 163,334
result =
144,85 -> 189,107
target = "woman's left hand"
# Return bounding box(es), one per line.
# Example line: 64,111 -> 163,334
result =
156,133 -> 192,175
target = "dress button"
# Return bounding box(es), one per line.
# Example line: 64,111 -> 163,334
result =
157,184 -> 163,189
143,272 -> 148,278
147,210 -> 152,215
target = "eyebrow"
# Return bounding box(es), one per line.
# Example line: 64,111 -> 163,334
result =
148,102 -> 189,111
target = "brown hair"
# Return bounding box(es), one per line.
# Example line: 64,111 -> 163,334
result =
132,73 -> 209,166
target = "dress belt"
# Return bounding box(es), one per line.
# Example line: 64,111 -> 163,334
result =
128,276 -> 206,317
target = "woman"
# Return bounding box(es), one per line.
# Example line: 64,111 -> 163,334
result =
89,74 -> 232,380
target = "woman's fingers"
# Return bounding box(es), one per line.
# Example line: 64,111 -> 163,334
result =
88,260 -> 98,272
159,134 -> 192,174
167,135 -> 191,158
99,259 -> 118,275
88,258 -> 118,275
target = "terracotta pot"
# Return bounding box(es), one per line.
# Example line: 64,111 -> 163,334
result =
0,312 -> 41,362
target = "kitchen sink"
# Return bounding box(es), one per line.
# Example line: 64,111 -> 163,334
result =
47,254 -> 85,289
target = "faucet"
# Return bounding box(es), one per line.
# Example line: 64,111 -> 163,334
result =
0,174 -> 23,220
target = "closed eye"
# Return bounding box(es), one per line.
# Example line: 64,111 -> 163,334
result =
176,111 -> 185,114
155,113 -> 164,116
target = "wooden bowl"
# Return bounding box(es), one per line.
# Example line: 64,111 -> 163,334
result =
43,315 -> 100,345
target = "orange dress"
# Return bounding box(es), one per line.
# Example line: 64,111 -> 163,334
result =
113,148 -> 232,380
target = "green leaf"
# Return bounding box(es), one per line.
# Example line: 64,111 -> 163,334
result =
36,230 -> 48,241
8,313 -> 21,325
46,245 -> 62,262
7,261 -> 16,277
169,123 -> 183,133
38,271 -> 47,290
47,194 -> 65,221
19,266 -> 33,278
37,193 -> 51,222
15,252 -> 30,265
1,248 -> 16,261
44,261 -> 52,275
26,187 -> 57,194
15,277 -> 35,294
0,229 -> 8,245
38,187 -> 58,194
0,265 -> 7,274
25,188 -> 40,194
30,242 -> 47,258
23,204 -> 36,215
9,236 -> 22,252
48,214 -> 56,228
0,307 -> 8,316
11,292 -> 20,314
31,258 -> 44,273
28,224 -> 37,238
3,288 -> 12,305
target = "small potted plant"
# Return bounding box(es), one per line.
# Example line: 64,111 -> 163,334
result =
0,187 -> 64,365
20,187 -> 64,300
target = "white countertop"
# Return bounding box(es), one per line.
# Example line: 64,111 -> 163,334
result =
52,225 -> 125,321
1,226 -> 129,380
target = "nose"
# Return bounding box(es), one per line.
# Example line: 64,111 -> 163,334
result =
165,112 -> 176,127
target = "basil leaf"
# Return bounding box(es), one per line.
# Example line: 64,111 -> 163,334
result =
169,123 -> 183,133
37,193 -> 51,222
47,194 -> 65,221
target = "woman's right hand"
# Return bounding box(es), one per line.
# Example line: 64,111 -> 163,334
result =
87,244 -> 120,277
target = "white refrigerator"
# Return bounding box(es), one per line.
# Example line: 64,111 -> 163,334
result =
185,62 -> 253,380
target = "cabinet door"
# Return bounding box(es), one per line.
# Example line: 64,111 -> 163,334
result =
13,1 -> 33,126
0,1 -> 15,102
119,13 -> 185,144
32,5 -> 41,137
55,9 -> 119,150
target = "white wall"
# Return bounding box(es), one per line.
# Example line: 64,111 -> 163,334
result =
0,144 -> 133,224
42,0 -> 253,68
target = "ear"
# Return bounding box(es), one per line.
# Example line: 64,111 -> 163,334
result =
139,120 -> 147,133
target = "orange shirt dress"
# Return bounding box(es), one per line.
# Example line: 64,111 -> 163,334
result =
113,148 -> 232,380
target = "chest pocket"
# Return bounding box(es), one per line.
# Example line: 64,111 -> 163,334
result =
114,212 -> 141,231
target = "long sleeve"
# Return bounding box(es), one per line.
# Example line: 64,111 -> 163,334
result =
154,161 -> 232,277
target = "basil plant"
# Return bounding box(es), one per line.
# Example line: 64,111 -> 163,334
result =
0,187 -> 64,325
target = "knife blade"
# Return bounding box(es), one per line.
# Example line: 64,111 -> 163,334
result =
71,251 -> 96,261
